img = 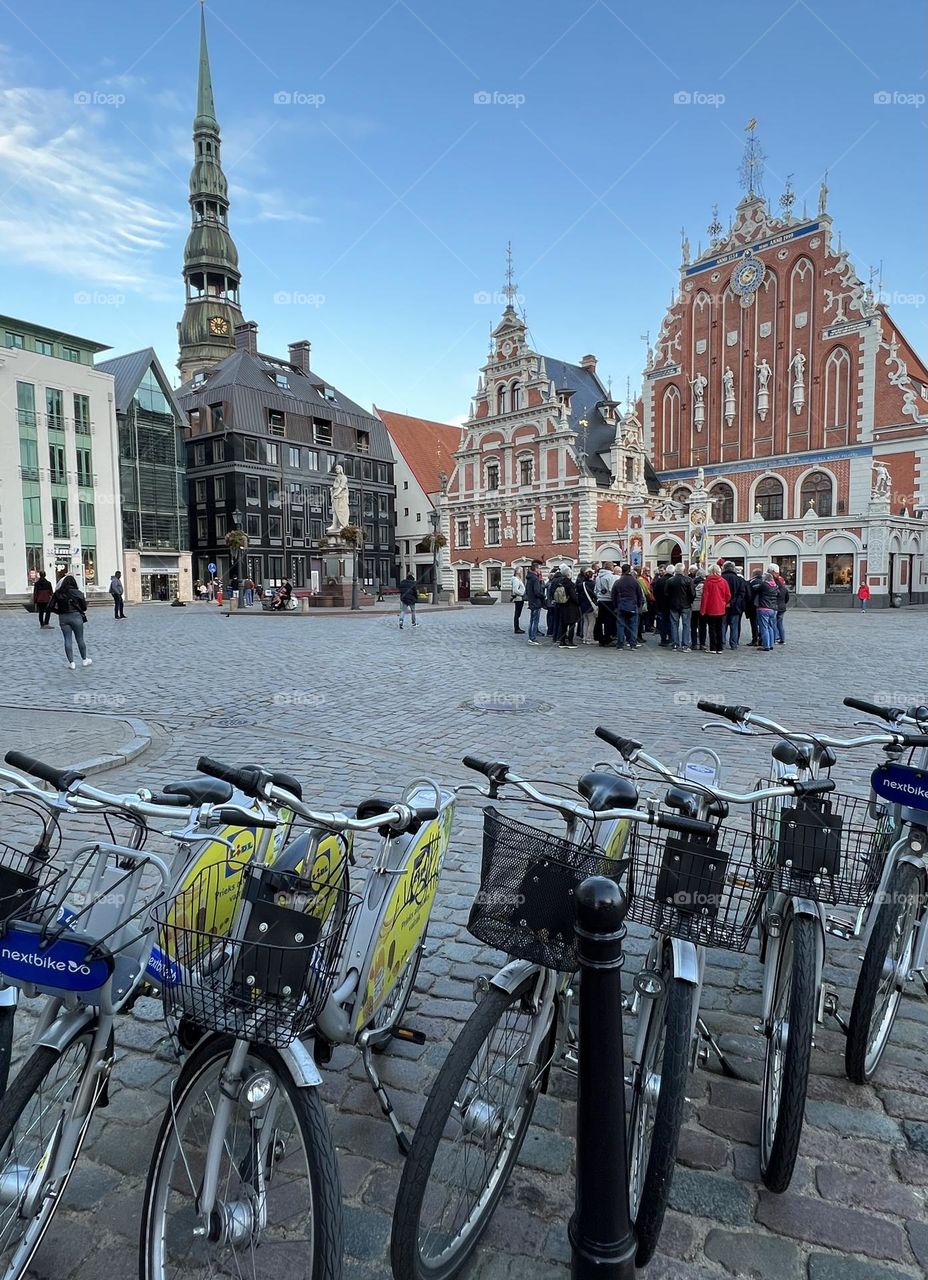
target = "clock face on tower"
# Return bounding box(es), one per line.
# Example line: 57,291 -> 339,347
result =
730,257 -> 765,298
209,315 -> 230,336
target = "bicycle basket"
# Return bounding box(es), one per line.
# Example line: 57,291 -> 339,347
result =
467,808 -> 627,972
0,844 -> 65,927
752,792 -> 889,907
627,822 -> 770,952
152,859 -> 359,1048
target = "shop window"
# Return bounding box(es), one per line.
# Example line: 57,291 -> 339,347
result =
825,553 -> 853,592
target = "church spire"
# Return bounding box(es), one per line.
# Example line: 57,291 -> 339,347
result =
177,3 -> 244,383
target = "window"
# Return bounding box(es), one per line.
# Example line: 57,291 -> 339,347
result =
19,437 -> 38,479
215,513 -> 227,537
825,553 -> 853,593
194,443 -> 207,466
356,430 -> 370,454
305,450 -> 319,471
486,461 -> 500,491
800,471 -> 833,517
35,339 -> 53,356
268,480 -> 281,506
774,556 -> 797,590
265,442 -> 279,466
196,480 -> 207,503
457,520 -> 470,548
76,448 -> 93,487
511,381 -> 522,412
49,444 -> 66,483
243,438 -> 258,462
708,482 -> 735,524
313,419 -> 332,444
824,347 -> 851,434
496,384 -> 508,415
416,512 -> 422,522
214,477 -> 226,502
755,477 -> 784,521
288,446 -> 301,468
268,515 -> 283,539
268,410 -> 285,436
404,507 -> 409,518
197,515 -> 208,541
661,385 -> 681,457
245,476 -> 260,503
322,386 -> 337,403
486,516 -> 501,545
46,388 -> 64,430
274,373 -> 289,389
78,499 -> 95,527
16,382 -> 36,428
309,519 -> 323,541
555,510 -> 571,541
519,513 -> 534,543
22,496 -> 42,529
63,347 -> 80,363
291,516 -> 305,540
487,567 -> 502,591
73,394 -> 91,434
52,496 -> 69,537
288,482 -> 304,506
378,494 -> 390,517
4,331 -> 24,349
210,403 -> 224,430
213,440 -> 225,462
246,514 -> 261,539
403,480 -> 409,490
519,457 -> 533,486
307,485 -> 323,508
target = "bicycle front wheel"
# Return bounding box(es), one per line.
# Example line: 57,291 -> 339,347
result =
0,1030 -> 97,1280
760,910 -> 816,1191
846,862 -> 924,1084
141,1037 -> 342,1280
391,976 -> 550,1280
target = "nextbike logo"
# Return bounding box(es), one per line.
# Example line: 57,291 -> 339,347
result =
0,946 -> 91,976
871,764 -> 928,812
146,946 -> 182,987
0,926 -> 111,992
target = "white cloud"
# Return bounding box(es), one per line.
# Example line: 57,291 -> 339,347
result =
0,83 -> 180,291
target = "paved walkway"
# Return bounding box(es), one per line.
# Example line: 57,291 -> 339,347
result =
0,604 -> 925,1279
0,704 -> 150,776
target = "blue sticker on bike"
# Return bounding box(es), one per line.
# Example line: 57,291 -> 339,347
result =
0,924 -> 112,993
145,945 -> 184,988
870,763 -> 928,813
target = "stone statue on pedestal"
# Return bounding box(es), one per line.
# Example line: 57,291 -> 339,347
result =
328,465 -> 350,533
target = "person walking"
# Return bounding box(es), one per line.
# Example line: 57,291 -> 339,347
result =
700,564 -> 731,654
243,577 -> 255,608
109,570 -> 125,619
721,561 -> 747,649
556,568 -> 580,648
399,574 -> 418,629
577,569 -> 597,644
775,573 -> 790,645
857,580 -> 871,612
525,560 -> 545,645
666,563 -> 696,651
751,565 -> 779,652
51,575 -> 91,670
612,563 -> 645,650
510,568 -> 526,634
32,572 -> 54,628
593,561 -> 616,646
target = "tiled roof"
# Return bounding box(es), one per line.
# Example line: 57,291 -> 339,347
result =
375,406 -> 459,500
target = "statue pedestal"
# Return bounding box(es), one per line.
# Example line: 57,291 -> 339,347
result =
319,536 -> 374,608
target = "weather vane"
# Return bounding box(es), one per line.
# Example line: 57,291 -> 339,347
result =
779,173 -> 795,219
738,118 -> 766,197
707,203 -> 723,243
503,240 -> 518,305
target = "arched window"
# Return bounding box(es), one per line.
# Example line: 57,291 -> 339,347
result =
755,476 -> 785,521
517,454 -> 533,486
708,482 -> 735,524
485,459 -> 500,492
671,486 -> 691,504
824,347 -> 851,433
662,385 -> 681,457
511,381 -> 522,412
800,470 -> 833,517
496,384 -> 508,416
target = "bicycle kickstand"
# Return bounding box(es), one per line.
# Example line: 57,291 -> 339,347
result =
696,1017 -> 744,1080
359,1034 -> 412,1157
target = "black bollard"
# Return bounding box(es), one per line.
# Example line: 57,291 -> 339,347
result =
569,875 -> 636,1280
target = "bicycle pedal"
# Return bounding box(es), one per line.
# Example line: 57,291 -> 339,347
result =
392,1027 -> 426,1046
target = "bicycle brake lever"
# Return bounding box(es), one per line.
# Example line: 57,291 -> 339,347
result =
701,721 -> 756,736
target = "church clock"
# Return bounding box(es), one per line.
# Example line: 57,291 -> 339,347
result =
209,315 -> 230,336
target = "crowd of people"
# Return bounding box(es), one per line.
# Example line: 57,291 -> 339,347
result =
510,560 -> 793,652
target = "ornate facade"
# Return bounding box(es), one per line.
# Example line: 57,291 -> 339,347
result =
636,159 -> 928,605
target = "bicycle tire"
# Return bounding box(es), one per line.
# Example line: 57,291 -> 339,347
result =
391,976 -> 546,1280
760,910 -> 816,1192
846,862 -> 924,1084
0,1028 -> 97,1279
0,1009 -> 14,1098
628,960 -> 693,1266
140,1035 -> 342,1280
366,939 -> 424,1052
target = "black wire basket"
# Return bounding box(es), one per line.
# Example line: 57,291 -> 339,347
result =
627,821 -> 772,952
467,808 -> 626,972
0,842 -> 66,927
752,792 -> 892,907
152,858 -> 360,1047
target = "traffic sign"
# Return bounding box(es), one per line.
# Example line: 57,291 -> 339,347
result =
207,562 -> 217,575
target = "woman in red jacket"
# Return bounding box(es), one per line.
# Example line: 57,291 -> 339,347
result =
700,564 -> 731,653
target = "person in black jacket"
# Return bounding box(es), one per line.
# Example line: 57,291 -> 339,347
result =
751,567 -> 779,651
545,567 -> 562,644
525,560 -> 546,645
398,575 -> 418,629
51,575 -> 91,669
32,572 -> 53,628
556,568 -> 581,648
611,564 -> 645,649
721,561 -> 747,649
775,572 -> 790,645
665,564 -> 696,650
651,567 -> 671,646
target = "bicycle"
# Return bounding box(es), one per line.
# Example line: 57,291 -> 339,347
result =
390,753 -> 716,1280
697,698 -> 926,1189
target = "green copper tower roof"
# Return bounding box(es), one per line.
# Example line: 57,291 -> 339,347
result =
194,4 -> 218,133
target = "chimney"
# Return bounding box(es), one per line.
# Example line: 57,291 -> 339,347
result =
580,353 -> 597,375
234,320 -> 258,355
288,340 -> 311,375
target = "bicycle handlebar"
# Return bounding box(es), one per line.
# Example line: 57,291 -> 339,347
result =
696,701 -> 752,724
3,751 -> 85,793
593,727 -> 643,759
698,701 -> 928,753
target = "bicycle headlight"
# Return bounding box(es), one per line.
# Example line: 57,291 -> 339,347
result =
633,970 -> 665,998
242,1071 -> 274,1106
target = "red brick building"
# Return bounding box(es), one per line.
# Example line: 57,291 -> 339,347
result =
636,173 -> 928,605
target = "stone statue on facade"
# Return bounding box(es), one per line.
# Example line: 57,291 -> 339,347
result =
872,461 -> 892,500
690,372 -> 707,431
756,358 -> 771,422
328,464 -> 351,533
723,366 -> 736,426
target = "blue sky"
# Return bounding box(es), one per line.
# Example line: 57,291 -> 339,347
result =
0,0 -> 925,422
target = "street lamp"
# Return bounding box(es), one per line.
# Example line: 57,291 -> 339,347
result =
232,507 -> 245,609
430,469 -> 448,606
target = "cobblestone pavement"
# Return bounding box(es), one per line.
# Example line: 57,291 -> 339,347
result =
0,603 -> 926,1280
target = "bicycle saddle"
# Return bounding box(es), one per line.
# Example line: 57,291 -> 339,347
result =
772,741 -> 813,769
268,770 -> 303,800
577,771 -> 639,812
664,786 -> 728,820
817,746 -> 837,769
163,777 -> 234,805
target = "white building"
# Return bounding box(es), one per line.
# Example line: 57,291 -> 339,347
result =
375,406 -> 458,590
0,316 -> 122,598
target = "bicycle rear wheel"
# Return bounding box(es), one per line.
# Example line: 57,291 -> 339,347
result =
140,1036 -> 342,1280
846,862 -> 924,1083
760,910 -> 816,1191
0,1029 -> 97,1280
391,975 -> 549,1280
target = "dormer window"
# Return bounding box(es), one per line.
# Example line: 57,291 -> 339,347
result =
323,387 -> 337,403
274,373 -> 289,389
192,371 -> 206,387
356,430 -> 370,454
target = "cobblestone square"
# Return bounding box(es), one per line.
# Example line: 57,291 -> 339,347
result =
0,602 -> 926,1279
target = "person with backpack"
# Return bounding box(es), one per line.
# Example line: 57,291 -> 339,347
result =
32,572 -> 54,628
721,561 -> 747,649
555,568 -> 580,648
525,560 -> 546,645
577,569 -> 597,644
611,563 -> 645,650
593,561 -> 616,646
510,567 -> 526,635
545,567 -> 562,644
109,570 -> 125,619
398,574 -> 419,629
51,575 -> 92,670
774,570 -> 790,645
